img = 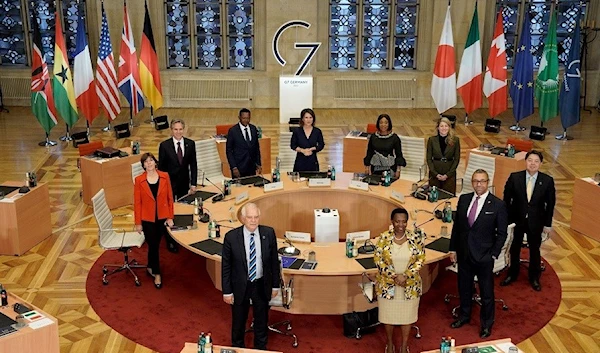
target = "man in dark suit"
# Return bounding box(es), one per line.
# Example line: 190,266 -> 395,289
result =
158,119 -> 197,252
226,108 -> 262,178
501,150 -> 555,291
222,203 -> 280,350
449,169 -> 508,338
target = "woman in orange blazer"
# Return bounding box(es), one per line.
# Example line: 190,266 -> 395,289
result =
134,153 -> 174,289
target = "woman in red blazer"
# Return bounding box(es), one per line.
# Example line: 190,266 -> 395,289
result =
134,153 -> 174,289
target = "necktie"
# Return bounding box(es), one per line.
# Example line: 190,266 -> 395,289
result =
526,177 -> 534,202
176,141 -> 183,164
249,233 -> 257,281
244,127 -> 250,143
468,196 -> 480,227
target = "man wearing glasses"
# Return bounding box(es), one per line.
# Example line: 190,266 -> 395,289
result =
449,169 -> 508,339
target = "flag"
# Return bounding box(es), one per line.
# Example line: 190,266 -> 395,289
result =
560,16 -> 581,130
535,8 -> 559,122
52,12 -> 79,127
118,2 -> 145,115
483,10 -> 508,117
457,3 -> 482,114
431,5 -> 456,114
509,10 -> 534,122
139,0 -> 163,109
31,14 -> 57,134
74,6 -> 99,124
96,2 -> 121,121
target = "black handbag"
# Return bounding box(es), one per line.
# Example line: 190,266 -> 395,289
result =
342,307 -> 379,338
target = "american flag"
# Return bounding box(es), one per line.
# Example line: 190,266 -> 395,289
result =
96,3 -> 121,121
118,2 -> 144,115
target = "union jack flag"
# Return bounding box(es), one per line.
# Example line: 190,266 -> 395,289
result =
96,3 -> 121,121
117,2 -> 144,115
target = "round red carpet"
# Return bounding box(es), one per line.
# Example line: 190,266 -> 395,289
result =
86,246 -> 560,353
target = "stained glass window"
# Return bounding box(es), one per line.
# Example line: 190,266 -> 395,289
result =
329,0 -> 418,70
496,0 -> 588,68
0,0 -> 26,65
165,0 -> 253,69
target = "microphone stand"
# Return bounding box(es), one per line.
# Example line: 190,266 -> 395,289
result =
205,177 -> 225,202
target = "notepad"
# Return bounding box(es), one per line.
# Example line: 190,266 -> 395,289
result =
190,239 -> 223,256
173,214 -> 194,228
356,257 -> 376,270
425,237 -> 451,253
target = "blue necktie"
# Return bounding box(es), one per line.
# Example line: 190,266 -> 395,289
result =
249,233 -> 257,281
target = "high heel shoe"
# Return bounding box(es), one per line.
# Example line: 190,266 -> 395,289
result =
384,345 -> 395,353
154,274 -> 162,289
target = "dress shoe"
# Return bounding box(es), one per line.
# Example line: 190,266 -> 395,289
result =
450,318 -> 470,329
500,276 -> 516,286
531,279 -> 541,291
480,327 -> 492,338
167,242 -> 179,253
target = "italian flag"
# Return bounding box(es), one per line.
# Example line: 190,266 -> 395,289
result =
457,3 -> 482,114
431,5 -> 456,114
483,11 -> 508,117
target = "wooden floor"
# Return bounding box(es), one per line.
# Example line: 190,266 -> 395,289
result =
0,106 -> 599,353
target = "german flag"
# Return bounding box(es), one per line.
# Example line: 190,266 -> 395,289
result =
139,0 -> 163,109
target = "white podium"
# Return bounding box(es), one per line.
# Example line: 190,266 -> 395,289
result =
314,209 -> 340,243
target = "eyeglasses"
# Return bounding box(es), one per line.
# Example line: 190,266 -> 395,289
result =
472,179 -> 489,184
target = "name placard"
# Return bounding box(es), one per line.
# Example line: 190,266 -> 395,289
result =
308,178 -> 331,187
390,190 -> 405,204
235,191 -> 250,204
346,231 -> 370,242
348,180 -> 369,191
285,231 -> 311,243
264,181 -> 284,192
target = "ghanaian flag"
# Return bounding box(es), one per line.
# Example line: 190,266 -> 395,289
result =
52,12 -> 78,127
139,1 -> 163,109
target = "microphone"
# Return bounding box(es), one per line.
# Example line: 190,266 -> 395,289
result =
278,235 -> 300,256
205,177 -> 225,202
413,217 -> 435,237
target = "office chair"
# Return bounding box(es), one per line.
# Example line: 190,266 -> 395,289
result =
247,259 -> 298,347
457,153 -> 495,195
506,138 -> 533,153
399,135 -> 427,182
131,162 -> 144,184
278,132 -> 295,172
444,223 -> 516,317
357,273 -> 422,340
519,231 -> 549,271
195,139 -> 229,184
91,189 -> 146,286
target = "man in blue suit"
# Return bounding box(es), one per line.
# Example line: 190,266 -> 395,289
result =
449,169 -> 508,339
226,108 -> 262,178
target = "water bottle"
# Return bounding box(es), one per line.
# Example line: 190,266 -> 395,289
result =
346,238 -> 353,258
331,165 -> 336,181
204,333 -> 213,353
429,186 -> 439,202
215,224 -> 221,238
197,332 -> 205,353
440,336 -> 448,353
507,144 -> 516,158
384,170 -> 391,186
223,181 -> 231,196
449,338 -> 456,353
327,165 -> 332,179
194,198 -> 199,215
0,284 -> 7,306
208,221 -> 216,239
275,168 -> 281,182
443,201 -> 453,223
272,169 -> 277,182
257,126 -> 262,138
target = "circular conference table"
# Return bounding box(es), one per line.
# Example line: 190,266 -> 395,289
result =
171,172 -> 456,315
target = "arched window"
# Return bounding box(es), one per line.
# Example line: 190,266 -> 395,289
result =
329,0 -> 419,70
164,0 -> 254,69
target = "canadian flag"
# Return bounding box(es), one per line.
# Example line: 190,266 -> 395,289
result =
483,11 -> 508,117
431,6 -> 456,114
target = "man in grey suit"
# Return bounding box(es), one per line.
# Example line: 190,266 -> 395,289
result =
222,203 -> 280,350
449,169 -> 508,338
501,150 -> 556,291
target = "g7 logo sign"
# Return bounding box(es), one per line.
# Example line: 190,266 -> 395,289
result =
272,20 -> 321,76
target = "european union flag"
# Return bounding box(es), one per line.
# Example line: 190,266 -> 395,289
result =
560,15 -> 581,130
509,11 -> 534,122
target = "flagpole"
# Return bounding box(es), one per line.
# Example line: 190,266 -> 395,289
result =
102,120 -> 112,132
509,122 -> 526,131
59,124 -> 72,141
38,132 -> 57,147
144,106 -> 155,125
